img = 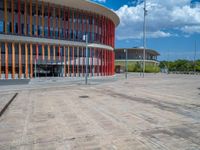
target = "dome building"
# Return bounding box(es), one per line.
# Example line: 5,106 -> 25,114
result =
115,48 -> 160,73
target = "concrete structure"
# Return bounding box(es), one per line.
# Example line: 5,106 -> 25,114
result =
0,74 -> 200,149
115,48 -> 160,72
0,0 -> 119,79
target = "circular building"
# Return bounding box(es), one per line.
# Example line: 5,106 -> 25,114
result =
115,48 -> 160,73
0,0 -> 119,79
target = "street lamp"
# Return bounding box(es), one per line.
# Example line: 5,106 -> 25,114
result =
124,49 -> 128,79
143,0 -> 147,77
83,34 -> 89,85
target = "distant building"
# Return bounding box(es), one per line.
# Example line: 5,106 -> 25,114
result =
114,48 -> 160,73
0,0 -> 119,79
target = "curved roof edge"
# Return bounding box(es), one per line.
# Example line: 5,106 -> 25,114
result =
40,0 -> 120,27
115,48 -> 160,56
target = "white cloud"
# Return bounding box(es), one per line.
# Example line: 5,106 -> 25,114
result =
92,0 -> 106,3
115,0 -> 200,40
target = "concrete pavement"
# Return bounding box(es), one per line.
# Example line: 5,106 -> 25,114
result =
0,74 -> 200,149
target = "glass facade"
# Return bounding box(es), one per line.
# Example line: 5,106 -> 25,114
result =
0,0 -> 115,47
0,0 -> 116,79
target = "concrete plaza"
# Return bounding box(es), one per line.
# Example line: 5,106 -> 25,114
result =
0,74 -> 200,150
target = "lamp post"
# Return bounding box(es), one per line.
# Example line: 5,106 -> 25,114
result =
83,34 -> 89,85
124,49 -> 128,79
194,40 -> 197,74
143,0 -> 147,77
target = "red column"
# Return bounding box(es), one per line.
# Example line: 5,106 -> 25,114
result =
113,51 -> 115,75
104,50 -> 106,76
18,0 -> 21,35
101,49 -> 103,76
98,49 -> 100,76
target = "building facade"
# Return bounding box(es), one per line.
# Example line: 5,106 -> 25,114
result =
0,0 -> 119,79
115,48 -> 160,72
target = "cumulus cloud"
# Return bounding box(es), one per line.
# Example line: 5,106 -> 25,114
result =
115,0 -> 200,40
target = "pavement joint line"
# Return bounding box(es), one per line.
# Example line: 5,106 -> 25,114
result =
0,93 -> 18,117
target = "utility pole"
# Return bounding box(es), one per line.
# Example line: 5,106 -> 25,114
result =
143,0 -> 147,77
84,34 -> 89,85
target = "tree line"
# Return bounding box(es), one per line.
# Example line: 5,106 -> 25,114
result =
159,59 -> 200,73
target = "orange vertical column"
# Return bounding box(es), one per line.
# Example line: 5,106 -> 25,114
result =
64,46 -> 66,77
5,43 -> 8,79
30,44 -> 33,78
68,46 -> 70,77
30,0 -> 32,36
25,43 -> 28,78
19,43 -> 22,79
12,43 -> 15,79
42,44 -> 45,61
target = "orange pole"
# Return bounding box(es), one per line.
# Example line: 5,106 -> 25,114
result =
5,42 -> 8,79
42,44 -> 45,61
25,43 -> 28,78
30,44 -> 33,78
12,43 -> 15,79
19,43 -> 22,79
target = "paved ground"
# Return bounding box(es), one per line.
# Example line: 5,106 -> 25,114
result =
0,74 -> 200,150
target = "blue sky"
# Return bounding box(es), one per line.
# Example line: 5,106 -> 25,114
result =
92,0 -> 200,61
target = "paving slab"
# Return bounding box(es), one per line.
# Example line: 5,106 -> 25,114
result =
0,74 -> 200,150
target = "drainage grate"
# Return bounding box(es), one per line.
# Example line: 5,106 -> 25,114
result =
79,95 -> 89,98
